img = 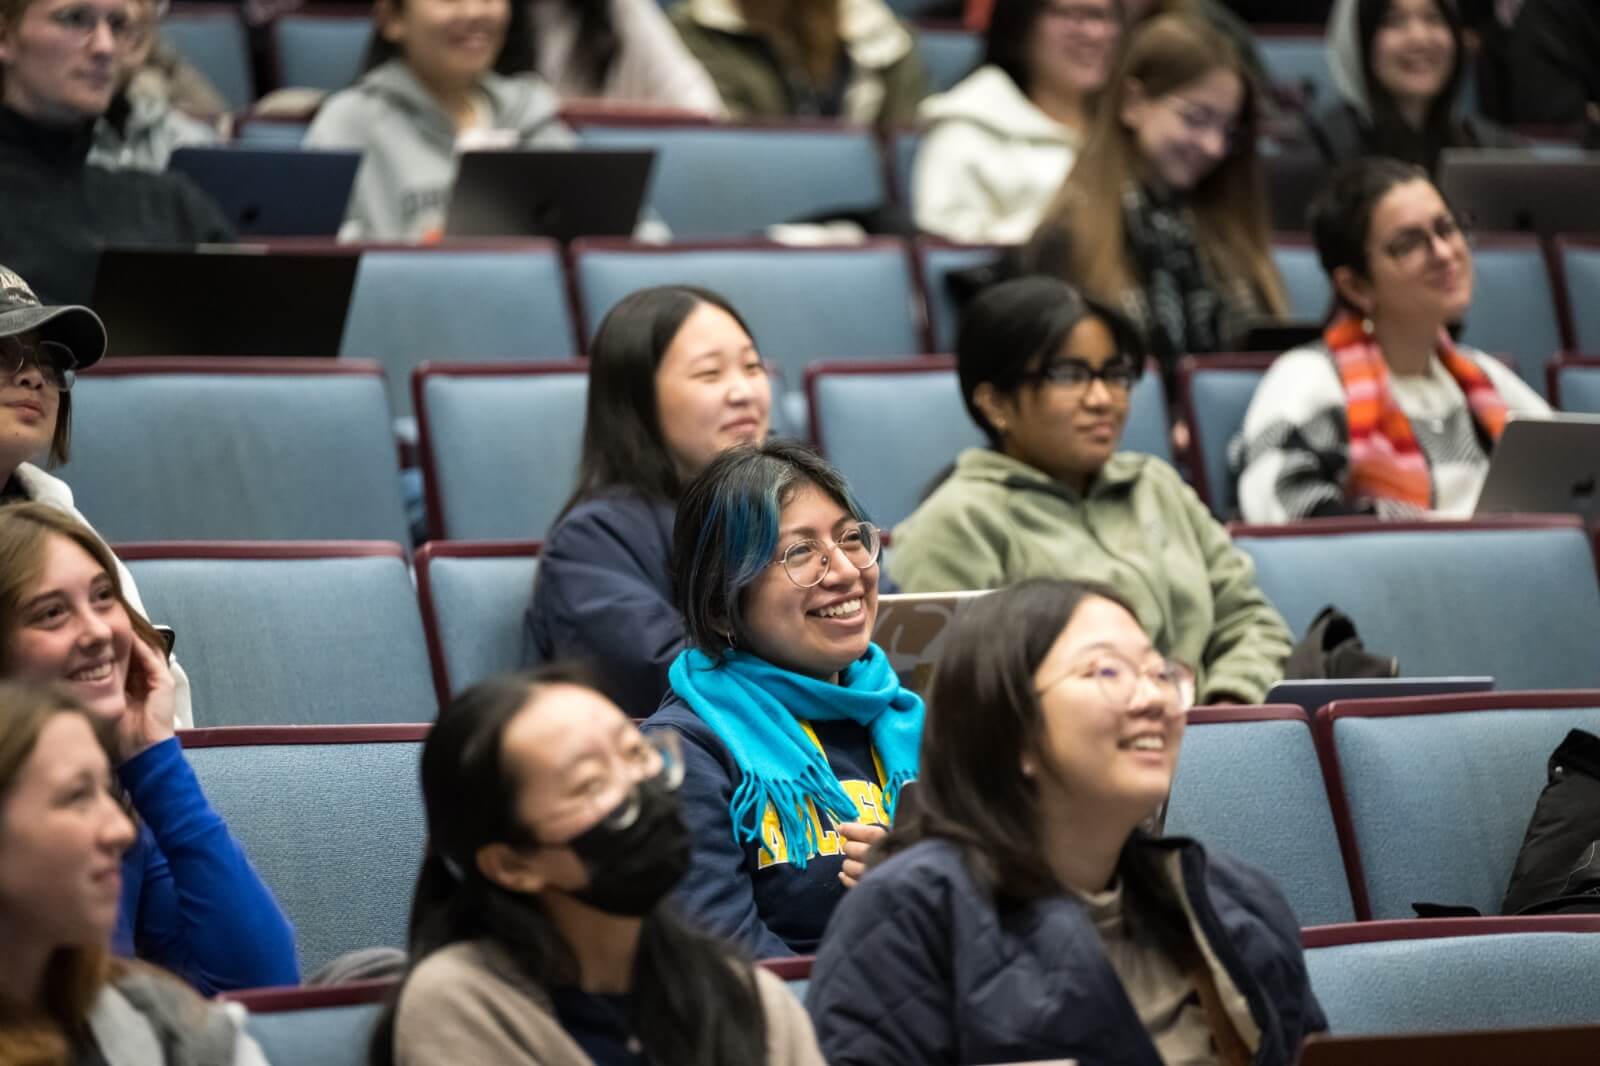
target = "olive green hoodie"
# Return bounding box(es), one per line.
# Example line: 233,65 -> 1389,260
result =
892,448 -> 1292,704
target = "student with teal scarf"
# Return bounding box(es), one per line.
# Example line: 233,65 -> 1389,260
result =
643,440 -> 925,959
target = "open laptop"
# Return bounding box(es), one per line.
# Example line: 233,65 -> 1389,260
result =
1266,677 -> 1495,716
90,247 -> 358,357
1438,149 -> 1600,235
443,149 -> 654,241
168,147 -> 361,238
873,591 -> 989,696
1473,414 -> 1600,520
1297,1024 -> 1600,1065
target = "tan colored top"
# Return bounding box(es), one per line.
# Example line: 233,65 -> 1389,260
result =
394,939 -> 826,1066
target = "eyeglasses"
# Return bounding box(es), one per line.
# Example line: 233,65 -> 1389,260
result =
1041,1 -> 1119,28
1379,213 -> 1470,265
46,4 -> 139,43
1162,96 -> 1244,153
533,731 -> 685,843
0,337 -> 76,391
1030,356 -> 1139,393
769,522 -> 881,589
1037,650 -> 1197,713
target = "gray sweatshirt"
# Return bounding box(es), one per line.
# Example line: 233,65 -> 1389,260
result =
304,59 -> 573,241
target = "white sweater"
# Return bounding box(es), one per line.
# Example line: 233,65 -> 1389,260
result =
912,65 -> 1082,244
532,0 -> 725,115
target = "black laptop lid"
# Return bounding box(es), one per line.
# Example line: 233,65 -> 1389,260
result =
90,247 -> 358,357
443,149 -> 655,242
1438,150 -> 1600,236
168,147 -> 361,238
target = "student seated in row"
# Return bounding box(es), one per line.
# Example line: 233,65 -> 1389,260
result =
1234,157 -> 1548,522
809,578 -> 1327,1065
526,285 -> 772,718
644,441 -> 925,958
894,277 -> 1293,705
0,684 -> 272,1064
373,666 -> 824,1065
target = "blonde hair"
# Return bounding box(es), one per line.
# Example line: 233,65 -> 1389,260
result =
0,502 -> 163,676
1037,13 -> 1287,316
0,683 -> 120,1065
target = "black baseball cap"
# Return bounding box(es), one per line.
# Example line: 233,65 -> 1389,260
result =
0,265 -> 108,370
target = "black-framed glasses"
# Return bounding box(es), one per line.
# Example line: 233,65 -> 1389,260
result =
46,3 -> 138,42
1037,651 -> 1197,713
769,522 -> 881,589
1380,213 -> 1470,264
0,337 -> 76,391
1030,357 -> 1139,393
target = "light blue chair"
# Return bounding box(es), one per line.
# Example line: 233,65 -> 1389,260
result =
234,119 -> 309,148
574,123 -> 887,238
916,239 -> 1005,354
69,360 -> 410,543
415,363 -> 588,541
340,243 -> 578,420
574,241 -> 922,430
892,128 -> 922,211
416,541 -> 542,699
912,24 -> 983,92
1317,692 -> 1600,920
246,998 -> 385,1066
1271,242 -> 1332,321
126,545 -> 437,726
1559,240 -> 1600,351
185,726 -> 427,975
160,11 -> 254,111
1236,521 -> 1600,694
1179,354 -> 1273,519
273,14 -> 370,91
1550,358 -> 1600,413
1457,237 -> 1561,394
1259,33 -> 1334,110
1306,920 -> 1600,1033
1167,708 -> 1355,927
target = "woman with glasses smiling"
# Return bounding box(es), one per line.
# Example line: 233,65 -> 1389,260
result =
373,665 -> 826,1065
808,578 -> 1325,1065
643,440 -> 925,958
895,276 -> 1292,706
1235,157 -> 1549,523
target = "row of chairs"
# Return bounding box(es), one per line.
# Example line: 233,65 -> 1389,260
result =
61,351 -> 1600,554
106,517 -> 1600,739
162,7 -> 1343,116
171,689 -> 1600,977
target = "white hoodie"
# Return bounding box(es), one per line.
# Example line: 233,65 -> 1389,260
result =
912,65 -> 1082,245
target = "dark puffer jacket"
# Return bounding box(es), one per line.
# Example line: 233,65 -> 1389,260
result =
808,836 -> 1326,1065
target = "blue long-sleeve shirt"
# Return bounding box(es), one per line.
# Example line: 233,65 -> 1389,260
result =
113,737 -> 300,994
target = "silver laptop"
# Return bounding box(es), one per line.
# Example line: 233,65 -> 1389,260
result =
1474,414 -> 1600,519
873,591 -> 988,696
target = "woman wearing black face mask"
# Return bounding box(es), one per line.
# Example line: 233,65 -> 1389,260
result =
370,665 -> 826,1066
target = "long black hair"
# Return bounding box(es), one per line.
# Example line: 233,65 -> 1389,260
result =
1355,0 -> 1470,170
532,0 -> 619,92
361,0 -> 535,76
874,578 -> 1201,969
555,285 -> 757,524
369,665 -> 766,1066
1308,156 -> 1435,315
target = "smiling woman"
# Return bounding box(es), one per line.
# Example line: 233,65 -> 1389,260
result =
642,440 -> 925,958
806,578 -> 1326,1065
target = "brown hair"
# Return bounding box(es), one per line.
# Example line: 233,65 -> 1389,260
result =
1037,13 -> 1287,316
0,502 -> 163,676
0,683 -> 119,1065
738,0 -> 842,91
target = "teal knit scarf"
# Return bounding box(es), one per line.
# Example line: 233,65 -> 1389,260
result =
668,644 -> 924,869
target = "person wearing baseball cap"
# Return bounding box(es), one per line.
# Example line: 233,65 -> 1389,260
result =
0,263 -> 194,728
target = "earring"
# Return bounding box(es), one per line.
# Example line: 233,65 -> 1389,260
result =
993,418 -> 1007,433
1361,316 -> 1376,336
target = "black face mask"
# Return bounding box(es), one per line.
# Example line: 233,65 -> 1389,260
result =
565,775 -> 691,917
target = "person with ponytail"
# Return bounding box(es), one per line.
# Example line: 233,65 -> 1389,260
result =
0,683 -> 270,1065
372,665 -> 823,1066
807,579 -> 1325,1065
643,440 -> 924,958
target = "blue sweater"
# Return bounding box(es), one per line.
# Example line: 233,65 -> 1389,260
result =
114,737 -> 300,994
809,837 -> 1327,1065
643,693 -> 892,960
526,491 -> 682,718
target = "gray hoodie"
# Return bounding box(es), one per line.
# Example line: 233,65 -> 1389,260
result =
305,59 -> 573,242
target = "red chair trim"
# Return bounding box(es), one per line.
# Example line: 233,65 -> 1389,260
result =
1186,704 -> 1309,725
414,539 -> 544,705
113,541 -> 406,561
757,955 -> 815,980
1301,915 -> 1600,948
220,978 -> 396,1011
1229,514 -> 1586,538
179,724 -> 430,748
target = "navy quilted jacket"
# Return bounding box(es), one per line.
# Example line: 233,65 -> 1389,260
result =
808,837 -> 1326,1065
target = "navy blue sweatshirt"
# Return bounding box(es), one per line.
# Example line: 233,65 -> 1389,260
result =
644,693 -> 892,960
526,491 -> 682,718
114,737 -> 300,994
